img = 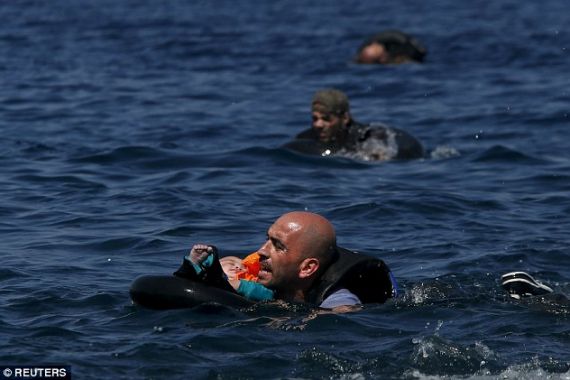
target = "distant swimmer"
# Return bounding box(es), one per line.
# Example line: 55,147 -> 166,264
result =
284,88 -> 424,161
355,30 -> 426,65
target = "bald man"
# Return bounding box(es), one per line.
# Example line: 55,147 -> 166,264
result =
174,211 -> 398,309
256,211 -> 360,308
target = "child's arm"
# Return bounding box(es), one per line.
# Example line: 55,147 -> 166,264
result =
174,244 -> 235,293
236,280 -> 274,301
187,244 -> 216,274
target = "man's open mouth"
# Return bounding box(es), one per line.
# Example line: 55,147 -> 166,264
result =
259,261 -> 272,274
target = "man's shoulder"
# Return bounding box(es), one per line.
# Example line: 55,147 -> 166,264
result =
295,128 -> 317,139
347,120 -> 388,143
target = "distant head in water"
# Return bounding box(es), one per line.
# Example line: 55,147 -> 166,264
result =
355,30 -> 427,65
357,42 -> 391,64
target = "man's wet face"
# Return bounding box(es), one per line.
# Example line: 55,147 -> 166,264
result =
256,218 -> 305,289
311,110 -> 344,143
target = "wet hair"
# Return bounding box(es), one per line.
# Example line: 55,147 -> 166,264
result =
357,30 -> 427,63
312,88 -> 350,116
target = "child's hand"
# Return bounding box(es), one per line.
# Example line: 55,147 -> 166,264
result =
189,244 -> 215,265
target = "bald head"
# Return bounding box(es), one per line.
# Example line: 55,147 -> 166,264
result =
275,211 -> 337,263
256,211 -> 338,299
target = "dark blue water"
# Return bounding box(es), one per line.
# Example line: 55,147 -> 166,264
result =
1,0 -> 569,378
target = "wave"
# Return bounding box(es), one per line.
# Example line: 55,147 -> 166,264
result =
472,145 -> 545,164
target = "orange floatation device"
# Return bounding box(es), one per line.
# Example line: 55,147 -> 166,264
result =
236,252 -> 261,281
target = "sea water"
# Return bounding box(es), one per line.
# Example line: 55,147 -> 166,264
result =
1,0 -> 569,378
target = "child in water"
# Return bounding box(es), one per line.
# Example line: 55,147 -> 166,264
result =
174,244 -> 274,302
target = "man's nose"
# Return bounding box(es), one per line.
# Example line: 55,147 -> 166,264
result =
257,241 -> 270,257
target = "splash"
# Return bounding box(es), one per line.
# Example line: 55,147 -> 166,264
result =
410,335 -> 499,376
430,145 -> 461,160
337,129 -> 399,161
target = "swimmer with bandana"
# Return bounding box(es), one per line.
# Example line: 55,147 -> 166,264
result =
285,89 -> 424,161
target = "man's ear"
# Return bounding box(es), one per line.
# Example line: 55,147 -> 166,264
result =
341,112 -> 350,126
299,258 -> 320,279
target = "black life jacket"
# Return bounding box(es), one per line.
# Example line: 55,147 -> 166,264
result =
305,247 -> 397,306
130,248 -> 397,310
287,122 -> 424,160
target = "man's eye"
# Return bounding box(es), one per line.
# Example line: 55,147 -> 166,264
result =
271,239 -> 284,251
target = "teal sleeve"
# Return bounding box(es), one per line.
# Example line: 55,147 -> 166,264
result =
184,254 -> 215,276
237,280 -> 274,301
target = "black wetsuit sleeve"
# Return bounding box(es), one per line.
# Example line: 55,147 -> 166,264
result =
391,128 -> 424,159
173,259 -> 201,281
173,255 -> 237,294
295,128 -> 317,139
